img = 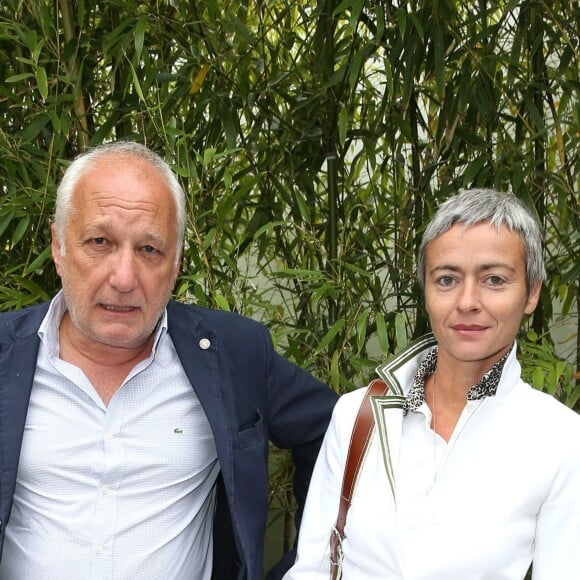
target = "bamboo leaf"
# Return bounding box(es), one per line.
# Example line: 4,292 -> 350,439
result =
253,220 -> 285,240
190,63 -> 210,94
376,313 -> 389,356
6,73 -> 34,83
202,228 -> 216,251
214,294 -> 231,311
293,187 -> 311,222
522,95 -> 546,134
271,269 -> 325,280
203,148 -> 216,166
433,24 -> 444,100
0,211 -> 15,238
395,312 -> 407,349
338,104 -> 348,147
128,59 -> 145,102
532,366 -> 544,390
356,310 -> 369,353
23,245 -> 52,275
463,157 -> 486,185
315,318 -> 345,355
11,216 -> 31,248
330,350 -> 340,390
134,16 -> 147,61
36,66 -> 48,100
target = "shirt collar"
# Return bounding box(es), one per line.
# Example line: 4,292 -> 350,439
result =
38,289 -> 168,359
404,344 -> 511,414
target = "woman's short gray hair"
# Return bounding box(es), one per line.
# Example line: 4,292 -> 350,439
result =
417,188 -> 546,291
53,141 -> 186,263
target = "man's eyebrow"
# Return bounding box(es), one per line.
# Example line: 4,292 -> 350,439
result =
81,223 -> 168,246
140,232 -> 169,247
429,264 -> 460,275
81,221 -> 111,235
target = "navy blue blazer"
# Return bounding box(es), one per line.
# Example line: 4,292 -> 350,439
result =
0,299 -> 338,579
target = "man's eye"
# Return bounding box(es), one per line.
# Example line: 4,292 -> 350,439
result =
92,237 -> 107,245
143,245 -> 158,254
437,275 -> 454,286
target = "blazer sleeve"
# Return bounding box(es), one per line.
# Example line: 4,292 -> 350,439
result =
168,301 -> 338,579
262,341 -> 338,579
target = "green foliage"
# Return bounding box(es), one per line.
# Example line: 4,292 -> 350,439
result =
1,0 -> 578,568
520,331 -> 580,411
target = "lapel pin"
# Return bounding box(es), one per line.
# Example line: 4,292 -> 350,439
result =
199,338 -> 211,350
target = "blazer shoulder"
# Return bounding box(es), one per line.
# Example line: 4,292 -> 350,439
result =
0,302 -> 50,343
167,300 -> 267,335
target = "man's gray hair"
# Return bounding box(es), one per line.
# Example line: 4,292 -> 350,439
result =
53,141 -> 186,264
417,188 -> 546,291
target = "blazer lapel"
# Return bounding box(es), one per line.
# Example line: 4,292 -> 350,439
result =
166,302 -> 232,486
372,333 -> 438,506
0,304 -> 48,523
370,394 -> 405,505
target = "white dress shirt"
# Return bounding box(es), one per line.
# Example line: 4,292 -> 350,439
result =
285,337 -> 580,579
0,292 -> 219,580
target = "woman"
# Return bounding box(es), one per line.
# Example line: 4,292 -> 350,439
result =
284,189 -> 580,579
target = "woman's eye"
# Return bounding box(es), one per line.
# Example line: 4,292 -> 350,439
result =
487,275 -> 505,286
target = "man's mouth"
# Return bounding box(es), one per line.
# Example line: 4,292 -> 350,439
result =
101,304 -> 137,312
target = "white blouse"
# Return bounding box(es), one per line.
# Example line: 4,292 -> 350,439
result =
285,337 -> 580,579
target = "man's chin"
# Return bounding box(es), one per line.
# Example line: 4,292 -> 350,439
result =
93,327 -> 154,351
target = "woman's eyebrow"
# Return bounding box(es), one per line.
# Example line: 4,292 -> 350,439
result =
429,262 -> 517,275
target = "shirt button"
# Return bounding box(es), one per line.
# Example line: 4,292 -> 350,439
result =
101,485 -> 110,495
96,545 -> 105,554
104,432 -> 113,440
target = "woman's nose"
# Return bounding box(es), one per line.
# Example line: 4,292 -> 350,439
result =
456,279 -> 481,311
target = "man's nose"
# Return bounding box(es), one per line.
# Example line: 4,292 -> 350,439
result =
108,248 -> 138,292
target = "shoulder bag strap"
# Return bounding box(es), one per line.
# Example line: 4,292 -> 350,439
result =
329,378 -> 390,579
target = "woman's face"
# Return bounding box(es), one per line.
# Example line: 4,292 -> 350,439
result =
423,222 -> 541,372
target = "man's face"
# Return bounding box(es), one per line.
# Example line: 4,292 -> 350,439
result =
424,222 -> 541,373
51,155 -> 180,351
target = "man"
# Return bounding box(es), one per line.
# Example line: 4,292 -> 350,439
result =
0,141 -> 337,580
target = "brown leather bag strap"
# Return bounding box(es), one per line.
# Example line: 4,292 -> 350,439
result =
329,378 -> 389,579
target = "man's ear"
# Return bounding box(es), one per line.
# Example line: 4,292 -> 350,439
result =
170,252 -> 182,288
51,223 -> 63,277
524,281 -> 542,315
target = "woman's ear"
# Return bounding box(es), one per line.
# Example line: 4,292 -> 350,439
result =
524,281 -> 542,315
